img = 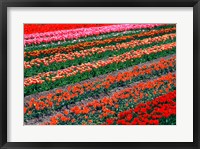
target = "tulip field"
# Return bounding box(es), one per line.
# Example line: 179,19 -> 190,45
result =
24,24 -> 176,125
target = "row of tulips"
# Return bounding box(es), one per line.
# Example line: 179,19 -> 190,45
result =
24,33 -> 175,69
24,25 -> 175,53
24,24 -> 162,46
24,24 -> 113,34
24,56 -> 176,120
37,73 -> 176,125
24,25 -> 144,52
24,33 -> 176,77
106,90 -> 176,125
24,42 -> 176,87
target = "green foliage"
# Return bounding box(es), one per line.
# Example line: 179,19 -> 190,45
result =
159,115 -> 176,125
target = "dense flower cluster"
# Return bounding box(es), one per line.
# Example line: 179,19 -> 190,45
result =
24,24 -> 112,34
114,91 -> 176,125
39,73 -> 176,125
24,24 -> 176,125
24,24 -> 162,46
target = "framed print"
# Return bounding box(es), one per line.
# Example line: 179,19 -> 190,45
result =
0,0 -> 200,149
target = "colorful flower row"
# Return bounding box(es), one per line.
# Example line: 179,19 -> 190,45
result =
37,73 -> 176,125
24,33 -> 176,74
24,25 -> 143,52
24,47 -> 175,96
24,24 -> 162,46
24,56 -> 176,119
107,90 -> 176,125
25,25 -> 176,52
24,27 -> 176,59
24,42 -> 176,87
24,24 -> 113,34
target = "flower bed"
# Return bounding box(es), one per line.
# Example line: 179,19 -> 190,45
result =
39,74 -> 176,125
24,24 -> 176,125
24,24 -> 113,34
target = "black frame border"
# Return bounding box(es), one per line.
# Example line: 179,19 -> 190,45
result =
0,0 -> 199,149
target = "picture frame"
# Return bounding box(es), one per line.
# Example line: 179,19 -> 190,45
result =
0,0 -> 199,148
